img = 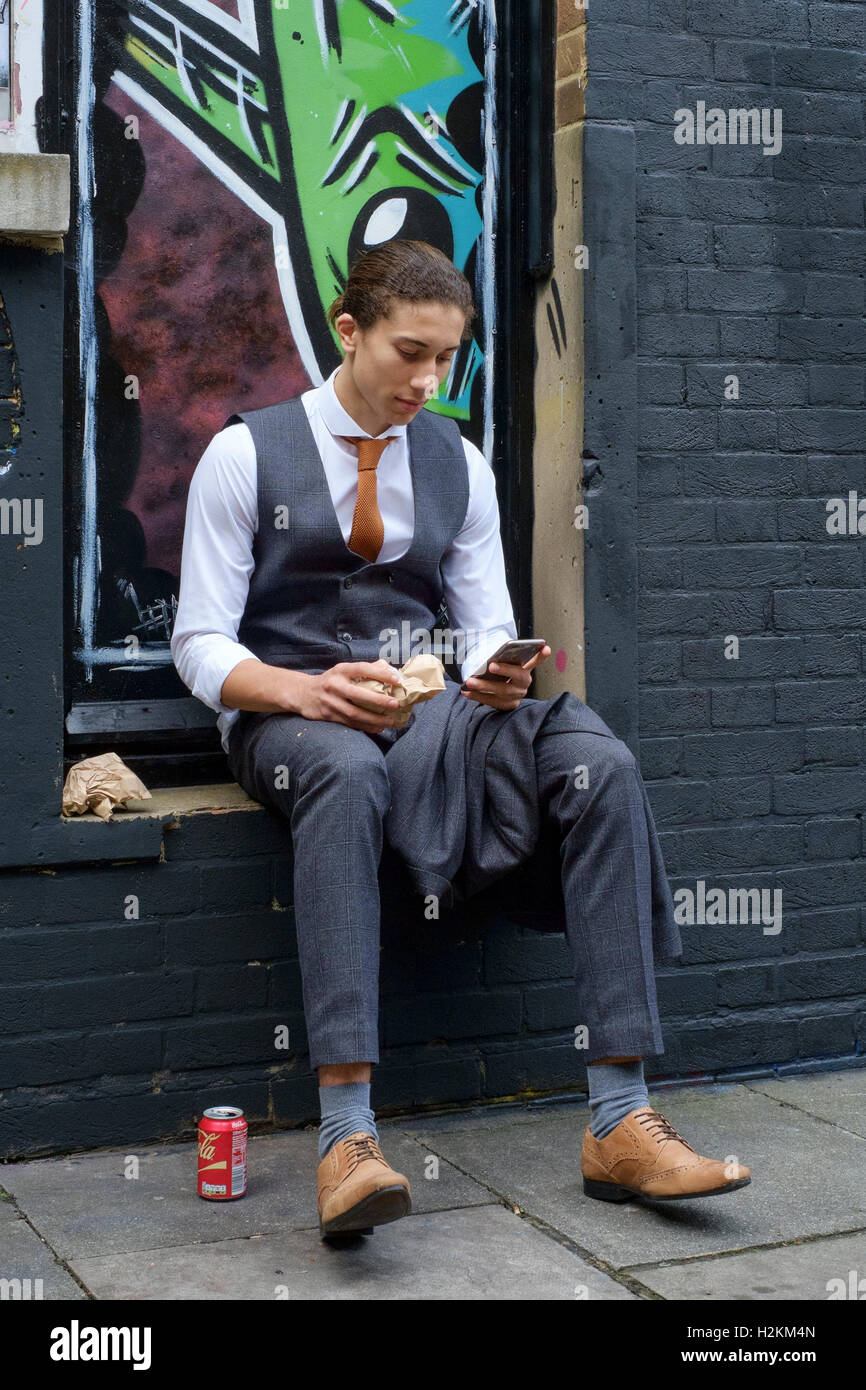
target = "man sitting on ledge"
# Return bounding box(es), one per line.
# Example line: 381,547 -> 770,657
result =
171,239 -> 751,1238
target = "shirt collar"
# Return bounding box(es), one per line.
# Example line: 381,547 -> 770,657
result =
317,364 -> 407,441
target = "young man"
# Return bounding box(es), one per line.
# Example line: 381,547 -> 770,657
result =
172,240 -> 751,1238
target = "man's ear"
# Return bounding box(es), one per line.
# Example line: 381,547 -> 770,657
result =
335,312 -> 359,356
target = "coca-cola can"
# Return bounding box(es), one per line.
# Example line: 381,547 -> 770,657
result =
197,1106 -> 248,1200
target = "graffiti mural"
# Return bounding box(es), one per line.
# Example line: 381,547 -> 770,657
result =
0,291 -> 22,461
69,0 -> 498,707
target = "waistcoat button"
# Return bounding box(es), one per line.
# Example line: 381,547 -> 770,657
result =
341,631 -> 351,641
344,577 -> 353,588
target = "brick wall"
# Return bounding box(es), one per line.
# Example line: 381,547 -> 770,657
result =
0,802 -> 590,1160
582,0 -> 866,1067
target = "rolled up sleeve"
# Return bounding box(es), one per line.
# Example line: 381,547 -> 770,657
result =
170,423 -> 261,715
440,438 -> 519,683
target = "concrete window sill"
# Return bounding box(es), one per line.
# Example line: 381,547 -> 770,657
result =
66,784 -> 261,824
0,152 -> 71,239
0,787 -> 264,869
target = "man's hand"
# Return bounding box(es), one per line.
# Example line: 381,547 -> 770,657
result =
293,659 -> 404,733
460,644 -> 552,711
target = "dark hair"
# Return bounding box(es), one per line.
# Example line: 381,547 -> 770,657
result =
327,240 -> 475,339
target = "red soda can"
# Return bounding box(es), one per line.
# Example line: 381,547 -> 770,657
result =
197,1106 -> 248,1200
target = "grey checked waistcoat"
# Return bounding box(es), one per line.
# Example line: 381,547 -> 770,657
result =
226,395 -> 470,672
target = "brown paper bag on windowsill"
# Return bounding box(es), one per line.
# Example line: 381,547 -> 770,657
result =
351,653 -> 446,728
61,751 -> 152,822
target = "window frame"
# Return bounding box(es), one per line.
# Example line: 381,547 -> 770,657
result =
2,0 -> 556,864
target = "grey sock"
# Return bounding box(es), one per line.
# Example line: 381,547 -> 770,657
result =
317,1081 -> 379,1160
587,1060 -> 649,1140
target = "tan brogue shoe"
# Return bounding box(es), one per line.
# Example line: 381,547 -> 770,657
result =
317,1131 -> 411,1236
582,1106 -> 751,1202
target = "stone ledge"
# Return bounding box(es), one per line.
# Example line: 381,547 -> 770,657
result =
0,153 -> 71,235
67,783 -> 261,823
1,787 -> 262,867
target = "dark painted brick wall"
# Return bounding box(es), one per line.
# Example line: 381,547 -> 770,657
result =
585,0 -> 866,1069
0,808 -> 596,1160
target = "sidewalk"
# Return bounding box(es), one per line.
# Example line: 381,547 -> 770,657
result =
1,1067 -> 864,1300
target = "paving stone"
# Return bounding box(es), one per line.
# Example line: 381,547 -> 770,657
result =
745,1070 -> 866,1140
0,1192 -> 21,1225
0,1129 -> 492,1259
628,1230 -> 866,1300
398,1082 -> 866,1268
70,1204 -> 638,1301
0,1211 -> 88,1300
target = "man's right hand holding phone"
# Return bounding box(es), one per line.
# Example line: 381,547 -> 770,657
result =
460,641 -> 551,711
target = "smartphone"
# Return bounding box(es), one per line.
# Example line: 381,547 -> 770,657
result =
462,638 -> 547,687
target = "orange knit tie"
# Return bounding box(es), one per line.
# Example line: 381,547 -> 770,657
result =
340,435 -> 393,563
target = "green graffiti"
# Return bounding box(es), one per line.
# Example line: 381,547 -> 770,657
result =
111,0 -> 489,419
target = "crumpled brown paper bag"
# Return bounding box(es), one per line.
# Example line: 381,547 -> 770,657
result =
61,752 -> 152,822
351,653 -> 445,728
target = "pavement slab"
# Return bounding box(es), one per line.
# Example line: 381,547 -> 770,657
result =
626,1230 -> 866,1301
396,1081 -> 866,1267
0,1195 -> 87,1300
69,1204 -> 637,1301
0,1128 -> 492,1260
744,1070 -> 866,1141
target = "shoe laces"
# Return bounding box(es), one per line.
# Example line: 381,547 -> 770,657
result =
636,1109 -> 696,1152
342,1133 -> 385,1171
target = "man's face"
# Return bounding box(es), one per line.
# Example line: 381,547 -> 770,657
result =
335,300 -> 467,435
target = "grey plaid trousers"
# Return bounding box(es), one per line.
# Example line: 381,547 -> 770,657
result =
226,684 -> 680,1072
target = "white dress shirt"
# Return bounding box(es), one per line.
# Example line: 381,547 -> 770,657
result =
171,364 -> 518,753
